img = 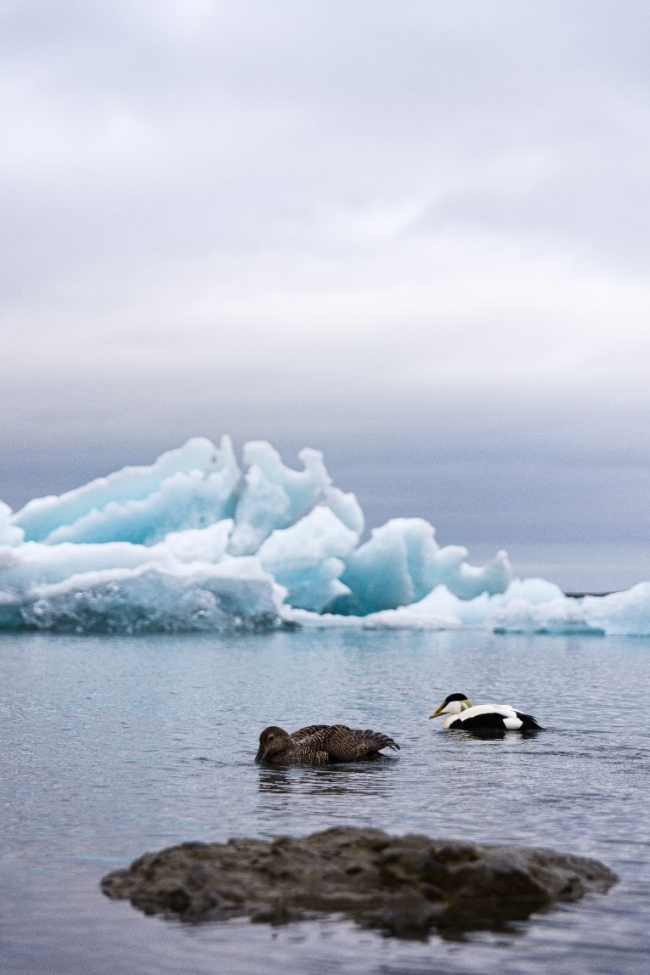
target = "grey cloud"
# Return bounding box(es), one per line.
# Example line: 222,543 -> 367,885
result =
2,0 -> 650,564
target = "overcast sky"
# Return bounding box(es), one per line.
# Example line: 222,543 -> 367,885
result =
2,1 -> 650,573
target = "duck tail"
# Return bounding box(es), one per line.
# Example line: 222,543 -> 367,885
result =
519,713 -> 545,731
364,730 -> 400,751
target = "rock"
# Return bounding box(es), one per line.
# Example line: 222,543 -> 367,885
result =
101,827 -> 616,937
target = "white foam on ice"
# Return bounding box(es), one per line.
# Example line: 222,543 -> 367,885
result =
2,436 -> 650,634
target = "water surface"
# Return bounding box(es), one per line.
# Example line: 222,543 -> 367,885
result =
1,630 -> 649,974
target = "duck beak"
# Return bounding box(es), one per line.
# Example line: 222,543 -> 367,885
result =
255,745 -> 264,763
429,704 -> 445,719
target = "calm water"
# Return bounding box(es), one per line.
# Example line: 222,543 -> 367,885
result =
1,629 -> 649,975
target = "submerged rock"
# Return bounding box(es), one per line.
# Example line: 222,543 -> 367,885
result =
101,827 -> 616,937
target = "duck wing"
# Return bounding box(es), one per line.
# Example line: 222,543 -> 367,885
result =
291,725 -> 331,741
450,704 -> 544,731
321,725 -> 399,761
451,710 -> 509,730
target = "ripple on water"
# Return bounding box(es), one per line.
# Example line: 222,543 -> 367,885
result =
1,628 -> 649,975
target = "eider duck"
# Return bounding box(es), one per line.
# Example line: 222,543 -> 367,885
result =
255,724 -> 400,764
429,693 -> 544,731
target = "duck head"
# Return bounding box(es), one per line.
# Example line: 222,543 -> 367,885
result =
255,726 -> 294,762
429,693 -> 473,719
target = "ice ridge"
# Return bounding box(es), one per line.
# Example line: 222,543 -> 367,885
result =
1,438 -> 647,635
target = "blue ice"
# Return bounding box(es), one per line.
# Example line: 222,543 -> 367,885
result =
1,439 -> 648,634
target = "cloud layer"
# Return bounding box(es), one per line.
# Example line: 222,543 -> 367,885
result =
1,1 -> 650,557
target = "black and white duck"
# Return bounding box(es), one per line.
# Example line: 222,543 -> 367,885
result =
429,693 -> 544,731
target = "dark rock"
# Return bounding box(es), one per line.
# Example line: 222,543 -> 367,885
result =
101,827 -> 616,938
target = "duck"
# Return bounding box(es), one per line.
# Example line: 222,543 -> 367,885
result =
255,724 -> 400,764
429,693 -> 544,731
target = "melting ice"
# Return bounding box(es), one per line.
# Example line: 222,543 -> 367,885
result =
1,437 -> 649,635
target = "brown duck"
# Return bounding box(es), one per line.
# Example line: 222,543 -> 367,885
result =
255,724 -> 399,765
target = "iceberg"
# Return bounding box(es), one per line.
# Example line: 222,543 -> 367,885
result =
228,442 -> 333,556
0,502 -> 24,547
1,436 -> 649,635
334,518 -> 512,615
257,506 -> 360,613
13,437 -> 240,545
4,559 -> 282,635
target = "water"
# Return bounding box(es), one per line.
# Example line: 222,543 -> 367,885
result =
1,629 -> 649,975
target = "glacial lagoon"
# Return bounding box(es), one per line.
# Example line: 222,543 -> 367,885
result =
2,628 -> 649,975
2,439 -> 650,971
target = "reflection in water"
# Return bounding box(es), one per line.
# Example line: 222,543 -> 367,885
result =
257,757 -> 399,797
451,728 -> 545,743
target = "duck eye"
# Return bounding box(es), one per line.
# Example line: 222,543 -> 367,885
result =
268,734 -> 274,740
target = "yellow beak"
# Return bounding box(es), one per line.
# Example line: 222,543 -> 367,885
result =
429,704 -> 445,719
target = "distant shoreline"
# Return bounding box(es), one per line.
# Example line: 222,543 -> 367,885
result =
565,591 -> 616,598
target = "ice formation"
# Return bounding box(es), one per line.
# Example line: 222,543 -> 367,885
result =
1,437 -> 648,634
13,438 -> 241,546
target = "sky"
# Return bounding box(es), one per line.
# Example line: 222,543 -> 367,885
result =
1,1 -> 650,585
